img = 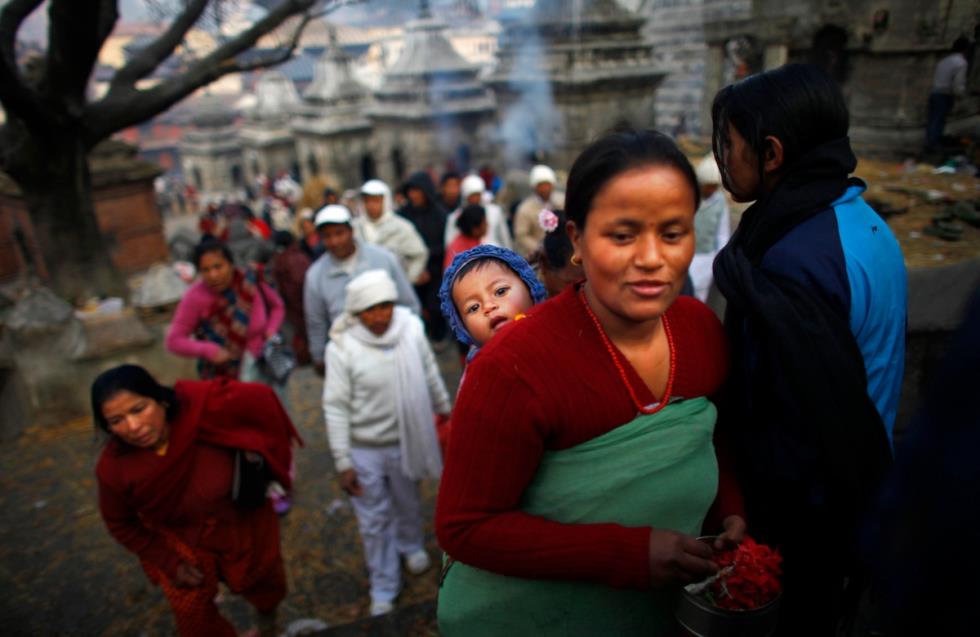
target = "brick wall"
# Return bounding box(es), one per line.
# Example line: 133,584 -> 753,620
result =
0,178 -> 167,284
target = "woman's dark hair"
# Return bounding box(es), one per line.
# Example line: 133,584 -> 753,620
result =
456,204 -> 486,237
711,63 -> 849,197
91,365 -> 179,434
565,128 -> 699,229
192,238 -> 233,268
540,209 -> 575,271
952,36 -> 970,53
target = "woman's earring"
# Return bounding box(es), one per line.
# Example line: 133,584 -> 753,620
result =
570,254 -> 582,266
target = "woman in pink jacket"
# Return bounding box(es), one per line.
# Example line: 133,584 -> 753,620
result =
166,240 -> 285,387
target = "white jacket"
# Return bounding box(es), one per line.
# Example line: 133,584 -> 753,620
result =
323,310 -> 450,473
353,212 -> 430,283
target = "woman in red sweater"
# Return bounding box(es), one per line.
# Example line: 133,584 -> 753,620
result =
93,365 -> 301,637
435,129 -> 746,635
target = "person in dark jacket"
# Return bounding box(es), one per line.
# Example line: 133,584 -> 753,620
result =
711,64 -> 907,636
398,172 -> 449,341
271,231 -> 312,365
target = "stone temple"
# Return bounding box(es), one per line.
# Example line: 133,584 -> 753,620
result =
180,0 -> 669,194
179,0 -> 979,196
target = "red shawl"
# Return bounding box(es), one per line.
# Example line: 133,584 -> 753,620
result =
96,378 -> 302,574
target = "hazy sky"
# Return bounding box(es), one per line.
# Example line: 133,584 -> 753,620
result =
11,0 -> 500,42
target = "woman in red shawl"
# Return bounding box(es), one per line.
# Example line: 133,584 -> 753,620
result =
92,365 -> 301,637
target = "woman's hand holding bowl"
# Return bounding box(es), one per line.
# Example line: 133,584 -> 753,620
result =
713,514 -> 747,551
647,529 -> 718,587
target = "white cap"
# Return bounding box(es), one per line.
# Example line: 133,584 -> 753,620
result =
529,165 -> 557,187
344,269 -> 397,315
461,174 -> 486,199
696,154 -> 722,186
360,179 -> 388,197
314,204 -> 352,227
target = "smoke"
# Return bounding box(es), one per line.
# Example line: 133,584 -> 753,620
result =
499,0 -> 579,166
496,23 -> 558,168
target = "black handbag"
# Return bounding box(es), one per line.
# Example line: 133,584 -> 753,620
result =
231,449 -> 270,509
256,282 -> 297,383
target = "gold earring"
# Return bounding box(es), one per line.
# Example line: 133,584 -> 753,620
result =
570,254 -> 582,266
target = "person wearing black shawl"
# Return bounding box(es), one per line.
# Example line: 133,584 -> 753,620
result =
710,64 -> 907,635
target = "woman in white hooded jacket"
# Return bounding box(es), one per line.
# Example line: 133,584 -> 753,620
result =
353,180 -> 430,285
323,269 -> 450,617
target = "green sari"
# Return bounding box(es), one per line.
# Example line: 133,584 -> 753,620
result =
438,396 -> 718,636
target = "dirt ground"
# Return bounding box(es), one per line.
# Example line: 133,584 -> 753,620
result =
854,158 -> 980,268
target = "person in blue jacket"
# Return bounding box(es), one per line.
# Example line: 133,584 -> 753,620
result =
710,64 -> 907,636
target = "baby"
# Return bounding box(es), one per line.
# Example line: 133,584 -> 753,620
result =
439,244 -> 548,359
437,245 -> 547,454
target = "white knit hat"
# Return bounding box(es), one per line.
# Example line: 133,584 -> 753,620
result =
360,179 -> 389,197
529,164 -> 557,187
314,204 -> 352,227
461,174 -> 486,199
696,154 -> 722,186
344,269 -> 397,315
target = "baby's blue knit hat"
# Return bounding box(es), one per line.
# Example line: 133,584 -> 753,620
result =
439,245 -> 547,347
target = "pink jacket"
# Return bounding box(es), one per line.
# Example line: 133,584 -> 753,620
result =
166,279 -> 285,360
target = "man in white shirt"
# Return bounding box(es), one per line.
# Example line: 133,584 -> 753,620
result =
926,37 -> 970,152
303,205 -> 420,375
513,165 -> 565,259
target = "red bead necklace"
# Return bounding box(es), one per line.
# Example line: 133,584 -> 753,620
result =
578,286 -> 676,415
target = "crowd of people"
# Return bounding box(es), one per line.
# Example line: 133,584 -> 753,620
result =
91,63 -> 945,637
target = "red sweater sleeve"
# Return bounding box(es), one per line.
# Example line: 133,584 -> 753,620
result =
435,351 -> 652,589
97,465 -> 182,578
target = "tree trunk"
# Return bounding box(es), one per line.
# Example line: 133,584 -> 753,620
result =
21,139 -> 126,304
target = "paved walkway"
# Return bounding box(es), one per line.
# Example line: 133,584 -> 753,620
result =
0,352 -> 461,636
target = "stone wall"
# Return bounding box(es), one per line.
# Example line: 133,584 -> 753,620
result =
677,0 -> 980,154
641,0 -> 753,137
91,180 -> 170,273
0,180 -> 167,283
241,135 -> 299,186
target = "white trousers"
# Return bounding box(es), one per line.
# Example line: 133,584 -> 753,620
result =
349,445 -> 425,603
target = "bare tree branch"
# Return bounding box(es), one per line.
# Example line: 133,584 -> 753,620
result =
109,0 -> 210,92
0,0 -> 46,126
85,0 -> 318,142
224,12 -> 311,73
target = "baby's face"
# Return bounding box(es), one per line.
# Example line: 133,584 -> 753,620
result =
452,261 -> 534,346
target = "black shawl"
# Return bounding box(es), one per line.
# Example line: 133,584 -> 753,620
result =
713,137 -> 892,555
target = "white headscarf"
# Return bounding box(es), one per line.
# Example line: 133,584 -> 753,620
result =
331,270 -> 442,480
359,179 -> 395,244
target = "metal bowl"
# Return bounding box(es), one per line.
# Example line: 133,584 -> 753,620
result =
675,586 -> 781,637
674,536 -> 781,637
